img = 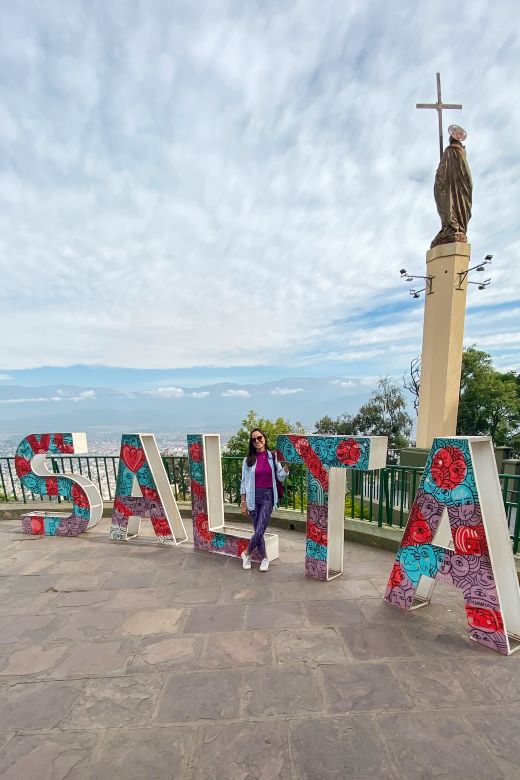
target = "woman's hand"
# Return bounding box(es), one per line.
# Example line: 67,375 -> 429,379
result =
240,498 -> 248,516
283,464 -> 290,474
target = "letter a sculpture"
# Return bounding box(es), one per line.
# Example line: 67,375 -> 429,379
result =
385,437 -> 520,655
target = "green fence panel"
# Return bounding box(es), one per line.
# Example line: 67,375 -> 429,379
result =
1,455 -> 518,548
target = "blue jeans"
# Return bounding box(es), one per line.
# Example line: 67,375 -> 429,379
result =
247,487 -> 273,559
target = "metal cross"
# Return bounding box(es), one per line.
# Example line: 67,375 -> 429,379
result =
416,73 -> 462,161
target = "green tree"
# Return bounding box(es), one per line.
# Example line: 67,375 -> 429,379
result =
314,414 -> 358,435
225,410 -> 305,455
457,346 -> 519,444
405,346 -> 520,444
353,377 -> 412,447
315,378 -> 412,447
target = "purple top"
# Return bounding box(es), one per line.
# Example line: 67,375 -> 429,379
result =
255,451 -> 273,489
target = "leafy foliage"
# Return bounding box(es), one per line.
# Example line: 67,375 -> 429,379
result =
315,378 -> 412,448
403,346 -> 520,445
311,414 -> 358,435
354,377 -> 412,447
457,347 -> 519,444
224,410 -> 305,455
290,489 -> 371,520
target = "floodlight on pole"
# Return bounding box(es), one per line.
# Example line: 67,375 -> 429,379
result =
400,269 -> 433,297
468,278 -> 491,291
456,254 -> 493,290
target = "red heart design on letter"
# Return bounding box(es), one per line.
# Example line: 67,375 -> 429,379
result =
121,444 -> 145,473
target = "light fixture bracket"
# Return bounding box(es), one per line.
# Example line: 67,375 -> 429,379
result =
456,255 -> 493,290
400,270 -> 433,296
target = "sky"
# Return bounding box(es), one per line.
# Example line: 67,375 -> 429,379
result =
0,0 -> 519,397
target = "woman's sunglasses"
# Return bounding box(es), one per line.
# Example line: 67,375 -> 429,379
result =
252,435 -> 264,443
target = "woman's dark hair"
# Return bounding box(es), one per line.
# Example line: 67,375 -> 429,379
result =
246,428 -> 269,467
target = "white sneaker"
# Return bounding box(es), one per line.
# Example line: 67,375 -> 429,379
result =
241,551 -> 252,570
259,558 -> 270,572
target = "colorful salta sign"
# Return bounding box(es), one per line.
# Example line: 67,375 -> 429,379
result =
11,427 -> 520,656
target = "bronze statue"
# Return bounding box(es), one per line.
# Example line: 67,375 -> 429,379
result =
431,125 -> 472,248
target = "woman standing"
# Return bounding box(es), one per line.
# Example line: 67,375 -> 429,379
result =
240,428 -> 289,571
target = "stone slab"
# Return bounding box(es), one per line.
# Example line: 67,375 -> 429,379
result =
0,614 -> 61,645
290,715 -> 399,779
465,705 -> 520,776
0,732 -> 98,780
339,623 -> 416,660
275,627 -> 348,667
321,662 -> 412,713
0,680 -> 84,731
1,513 -> 519,779
65,674 -> 164,729
245,601 -> 305,630
201,629 -> 273,669
303,598 -> 364,627
156,670 -> 242,722
391,657 -> 501,709
129,635 -> 205,673
378,709 -> 499,779
183,605 -> 246,634
243,667 -> 323,718
71,726 -> 193,780
193,721 -> 292,779
0,644 -> 70,678
55,640 -> 134,678
118,608 -> 183,637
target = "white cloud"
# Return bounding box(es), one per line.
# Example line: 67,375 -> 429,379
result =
143,387 -> 185,398
330,379 -> 356,388
221,389 -> 250,398
55,389 -> 96,402
270,387 -> 304,396
0,397 -> 51,404
77,389 -> 96,399
0,388 -> 96,403
0,1 -> 518,381
189,391 -> 210,398
464,331 -> 520,348
358,376 -> 380,387
0,374 -> 12,381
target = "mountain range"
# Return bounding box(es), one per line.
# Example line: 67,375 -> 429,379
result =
0,377 -> 372,435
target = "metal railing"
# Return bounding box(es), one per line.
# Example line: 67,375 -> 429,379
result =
1,455 -> 519,552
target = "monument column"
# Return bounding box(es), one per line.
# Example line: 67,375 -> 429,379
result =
415,241 -> 470,448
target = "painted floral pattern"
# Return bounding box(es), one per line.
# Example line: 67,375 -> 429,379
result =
109,434 -> 177,543
16,433 -> 97,537
277,434 -> 372,581
384,437 -> 510,655
187,434 -> 263,561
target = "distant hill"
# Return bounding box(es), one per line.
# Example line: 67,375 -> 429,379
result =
0,377 -> 372,434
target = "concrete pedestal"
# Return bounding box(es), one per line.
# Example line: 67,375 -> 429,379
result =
495,446 -> 512,473
416,242 -> 471,449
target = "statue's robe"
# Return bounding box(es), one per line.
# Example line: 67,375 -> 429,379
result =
431,141 -> 472,248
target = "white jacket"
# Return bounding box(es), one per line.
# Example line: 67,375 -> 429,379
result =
240,451 -> 287,511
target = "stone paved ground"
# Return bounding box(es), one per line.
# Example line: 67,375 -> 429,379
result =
1,514 -> 520,779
